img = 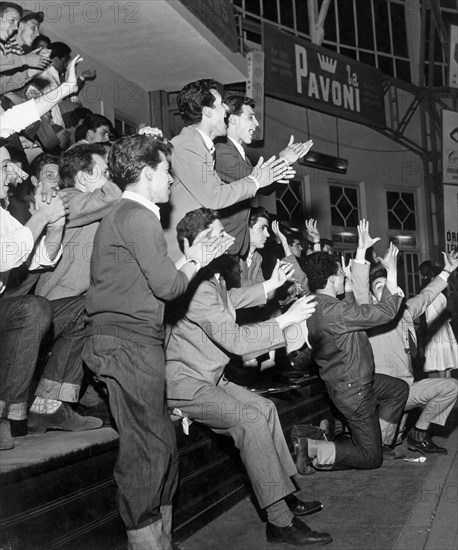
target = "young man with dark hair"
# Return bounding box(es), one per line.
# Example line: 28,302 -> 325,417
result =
164,79 -> 295,261
302,222 -> 409,470
215,94 -> 312,261
35,143 -> 121,300
0,137 -> 102,450
29,152 -> 59,192
74,113 -> 112,144
166,207 -> 332,547
83,134 -> 234,549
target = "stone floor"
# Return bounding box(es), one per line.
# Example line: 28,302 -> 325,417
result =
180,409 -> 458,550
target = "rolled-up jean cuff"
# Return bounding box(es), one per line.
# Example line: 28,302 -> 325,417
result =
0,400 -> 28,420
35,378 -> 80,402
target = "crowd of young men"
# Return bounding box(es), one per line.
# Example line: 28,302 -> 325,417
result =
1,10 -> 457,547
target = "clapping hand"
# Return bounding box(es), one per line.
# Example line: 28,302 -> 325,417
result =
279,136 -> 314,164
184,227 -> 235,268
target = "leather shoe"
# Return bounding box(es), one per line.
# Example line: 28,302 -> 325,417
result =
295,437 -> 313,475
77,401 -> 115,428
407,433 -> 447,454
382,444 -> 405,460
0,419 -> 14,451
285,495 -> 323,516
266,517 -> 332,546
28,403 -> 103,434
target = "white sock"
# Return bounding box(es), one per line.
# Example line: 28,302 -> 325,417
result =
30,397 -> 62,414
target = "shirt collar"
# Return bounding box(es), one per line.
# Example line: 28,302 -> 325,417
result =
195,127 -> 214,153
228,136 -> 245,160
122,190 -> 161,220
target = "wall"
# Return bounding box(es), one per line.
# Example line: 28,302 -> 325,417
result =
41,28 -> 150,128
247,97 -> 429,258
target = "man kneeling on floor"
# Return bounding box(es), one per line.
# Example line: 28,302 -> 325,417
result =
165,208 -> 332,547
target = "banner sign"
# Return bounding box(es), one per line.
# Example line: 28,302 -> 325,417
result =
263,24 -> 386,128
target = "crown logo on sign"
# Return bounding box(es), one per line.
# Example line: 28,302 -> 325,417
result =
318,54 -> 337,74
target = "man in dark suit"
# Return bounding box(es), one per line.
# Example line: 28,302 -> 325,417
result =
302,249 -> 408,470
165,208 -> 332,547
215,95 -> 312,286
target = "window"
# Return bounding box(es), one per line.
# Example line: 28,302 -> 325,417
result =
330,184 -> 360,228
387,191 -> 416,230
276,179 -> 306,226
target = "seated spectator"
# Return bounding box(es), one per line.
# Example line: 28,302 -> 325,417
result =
0,138 -> 102,451
165,207 -> 332,547
320,237 -> 334,254
62,106 -> 92,144
29,152 -> 59,192
0,4 -> 50,94
35,143 -> 121,300
13,9 -> 43,51
73,114 -> 112,145
31,34 -> 51,50
353,248 -> 458,455
301,223 -> 408,470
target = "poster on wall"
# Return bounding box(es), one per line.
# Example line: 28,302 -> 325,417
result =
442,109 -> 458,184
449,24 -> 458,89
444,185 -> 458,254
263,23 -> 386,128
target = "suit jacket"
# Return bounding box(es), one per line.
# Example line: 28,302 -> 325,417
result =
214,138 -> 253,256
307,287 -> 402,391
35,182 -> 122,300
164,127 -> 258,261
165,274 -> 285,400
351,261 -> 448,385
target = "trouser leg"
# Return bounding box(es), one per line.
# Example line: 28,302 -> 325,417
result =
36,296 -> 86,403
406,379 -> 458,428
375,373 -> 409,446
0,296 -> 52,420
329,383 -> 383,470
83,336 -> 178,532
168,381 -> 296,509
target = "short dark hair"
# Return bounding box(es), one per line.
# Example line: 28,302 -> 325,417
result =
320,238 -> 334,248
20,10 -> 44,24
29,153 -> 59,180
249,207 -> 270,228
304,252 -> 340,292
31,34 -> 51,49
59,143 -> 107,189
224,95 -> 255,118
50,41 -> 71,60
369,264 -> 387,290
177,79 -> 223,126
176,208 -> 219,253
75,114 -> 112,142
0,2 -> 23,17
62,107 -> 93,129
108,134 -> 172,191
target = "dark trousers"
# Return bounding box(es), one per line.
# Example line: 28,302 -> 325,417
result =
83,335 -> 178,530
329,373 -> 409,470
0,295 -> 86,418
